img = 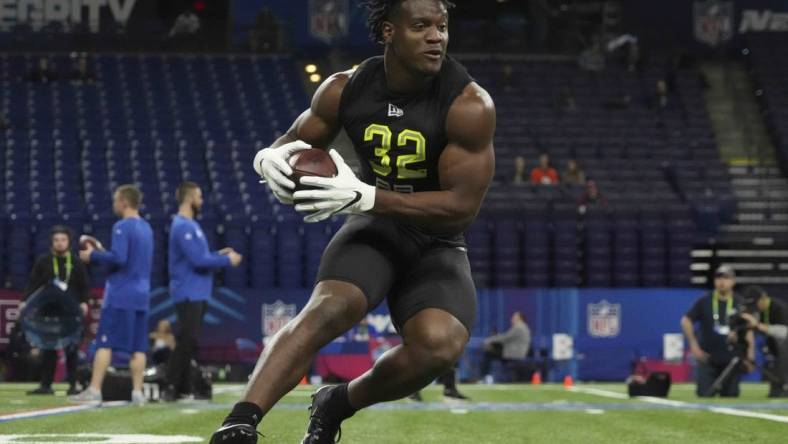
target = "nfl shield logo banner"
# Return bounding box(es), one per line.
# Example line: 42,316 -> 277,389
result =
309,0 -> 349,44
262,300 -> 297,338
587,300 -> 621,338
694,0 -> 734,47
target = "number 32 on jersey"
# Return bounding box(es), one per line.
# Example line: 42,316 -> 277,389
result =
364,124 -> 427,179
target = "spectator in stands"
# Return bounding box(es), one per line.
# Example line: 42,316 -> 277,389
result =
681,265 -> 754,397
578,36 -> 605,72
26,57 -> 57,83
68,53 -> 96,84
150,319 -> 176,366
605,34 -> 640,73
481,311 -> 531,383
578,180 -> 607,210
21,226 -> 90,396
651,80 -> 670,110
499,63 -> 514,91
0,114 -> 9,130
562,159 -> 586,186
530,153 -> 559,185
555,86 -> 577,111
512,155 -> 527,185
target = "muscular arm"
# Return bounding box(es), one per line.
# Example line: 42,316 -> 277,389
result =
269,71 -> 351,149
372,83 -> 496,235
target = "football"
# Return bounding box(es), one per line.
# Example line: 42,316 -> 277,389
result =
79,234 -> 104,251
288,148 -> 338,191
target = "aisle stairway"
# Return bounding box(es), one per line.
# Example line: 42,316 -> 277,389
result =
692,63 -> 788,286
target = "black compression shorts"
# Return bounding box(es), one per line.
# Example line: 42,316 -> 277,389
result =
316,214 -> 477,334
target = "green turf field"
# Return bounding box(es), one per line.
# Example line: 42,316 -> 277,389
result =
1,382 -> 787,443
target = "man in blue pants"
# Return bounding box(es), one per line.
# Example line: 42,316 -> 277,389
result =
163,181 -> 242,401
70,185 -> 154,405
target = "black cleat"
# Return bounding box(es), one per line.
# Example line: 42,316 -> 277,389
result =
27,386 -> 54,395
161,385 -> 177,403
301,385 -> 346,444
209,423 -> 260,444
443,388 -> 470,402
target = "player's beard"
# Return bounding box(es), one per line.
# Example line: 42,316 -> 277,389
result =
191,202 -> 201,217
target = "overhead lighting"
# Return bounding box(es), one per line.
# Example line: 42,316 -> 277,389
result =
305,64 -> 318,74
309,73 -> 322,83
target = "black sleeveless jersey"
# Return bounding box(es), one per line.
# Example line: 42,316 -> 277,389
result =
338,55 -> 473,193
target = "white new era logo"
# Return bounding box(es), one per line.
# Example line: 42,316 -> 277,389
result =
388,103 -> 404,117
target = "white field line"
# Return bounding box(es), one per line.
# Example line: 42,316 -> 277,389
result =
0,401 -> 127,423
211,384 -> 246,395
569,386 -> 788,424
566,386 -> 629,399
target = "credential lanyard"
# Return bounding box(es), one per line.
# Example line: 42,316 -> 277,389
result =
712,291 -> 733,327
53,252 -> 73,283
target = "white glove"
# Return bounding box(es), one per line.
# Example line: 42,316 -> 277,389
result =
293,149 -> 376,223
252,140 -> 311,204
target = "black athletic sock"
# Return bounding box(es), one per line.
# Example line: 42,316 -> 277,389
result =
440,370 -> 458,392
223,402 -> 264,427
331,383 -> 357,421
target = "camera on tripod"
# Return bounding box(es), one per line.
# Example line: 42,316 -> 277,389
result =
727,304 -> 758,341
704,304 -> 755,397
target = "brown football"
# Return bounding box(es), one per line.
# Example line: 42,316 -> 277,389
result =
79,235 -> 104,251
288,148 -> 338,191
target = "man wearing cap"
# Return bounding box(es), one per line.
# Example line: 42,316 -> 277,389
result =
740,285 -> 788,397
681,265 -> 754,397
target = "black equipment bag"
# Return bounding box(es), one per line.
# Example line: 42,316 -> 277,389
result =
628,371 -> 671,397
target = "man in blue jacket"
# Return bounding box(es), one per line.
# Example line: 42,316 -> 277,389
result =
164,181 -> 242,401
70,185 -> 154,405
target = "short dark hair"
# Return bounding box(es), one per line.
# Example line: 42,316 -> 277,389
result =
50,225 -> 73,244
176,181 -> 200,205
743,285 -> 768,304
360,0 -> 455,43
115,184 -> 142,209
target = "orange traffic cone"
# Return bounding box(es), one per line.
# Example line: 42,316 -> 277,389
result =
563,375 -> 574,388
531,371 -> 542,385
299,375 -> 308,385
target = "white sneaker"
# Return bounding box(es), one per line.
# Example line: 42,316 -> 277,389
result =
68,387 -> 102,404
131,390 -> 147,406
484,375 -> 494,385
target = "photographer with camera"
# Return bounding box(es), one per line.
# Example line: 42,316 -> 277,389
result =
739,285 -> 788,397
681,265 -> 754,397
20,225 -> 90,396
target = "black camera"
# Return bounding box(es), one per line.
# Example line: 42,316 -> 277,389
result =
728,306 -> 756,332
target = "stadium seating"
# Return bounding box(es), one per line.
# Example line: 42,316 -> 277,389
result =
748,35 -> 788,170
461,54 -> 729,287
0,53 -> 726,289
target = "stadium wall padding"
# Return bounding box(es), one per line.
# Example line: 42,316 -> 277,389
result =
1,287 -> 721,381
